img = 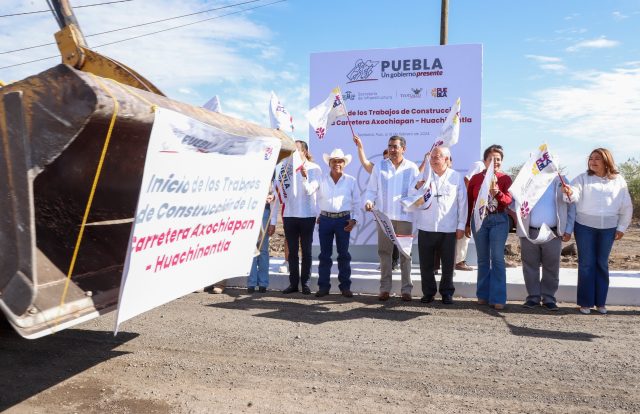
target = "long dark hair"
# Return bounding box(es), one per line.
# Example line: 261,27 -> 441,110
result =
296,140 -> 314,162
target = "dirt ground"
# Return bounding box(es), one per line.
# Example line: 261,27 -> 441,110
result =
2,291 -> 639,413
270,219 -> 640,270
2,222 -> 638,413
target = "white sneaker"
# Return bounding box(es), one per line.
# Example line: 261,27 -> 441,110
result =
278,264 -> 289,273
596,306 -> 608,315
579,307 -> 591,315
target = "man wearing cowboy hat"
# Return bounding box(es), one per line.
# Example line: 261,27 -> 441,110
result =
315,148 -> 361,298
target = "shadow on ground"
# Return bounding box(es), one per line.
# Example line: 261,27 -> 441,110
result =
209,289 -> 637,341
476,306 -> 602,342
208,289 -> 430,324
0,322 -> 137,412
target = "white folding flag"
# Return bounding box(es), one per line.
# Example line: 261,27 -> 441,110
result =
434,97 -> 461,148
371,209 -> 412,258
305,86 -> 347,139
274,159 -> 292,208
203,95 -> 222,113
510,143 -> 559,243
473,158 -> 495,232
407,98 -> 461,209
291,149 -> 304,173
402,161 -> 435,212
273,150 -> 304,211
269,91 -> 294,132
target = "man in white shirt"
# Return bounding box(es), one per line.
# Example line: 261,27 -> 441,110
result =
518,176 -> 575,310
411,146 -> 467,304
365,136 -> 420,301
315,149 -> 360,298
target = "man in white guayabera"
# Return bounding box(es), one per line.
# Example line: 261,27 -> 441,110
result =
364,136 -> 419,302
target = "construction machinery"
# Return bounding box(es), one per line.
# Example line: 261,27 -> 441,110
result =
0,0 -> 294,338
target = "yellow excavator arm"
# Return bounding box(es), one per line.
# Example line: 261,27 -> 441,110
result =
52,0 -> 164,95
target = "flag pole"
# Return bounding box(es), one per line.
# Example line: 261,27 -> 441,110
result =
336,86 -> 357,138
557,172 -> 567,187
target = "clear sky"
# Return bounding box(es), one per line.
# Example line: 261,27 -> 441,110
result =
1,0 -> 639,177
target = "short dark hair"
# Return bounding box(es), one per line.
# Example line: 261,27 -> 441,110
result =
483,144 -> 504,161
389,135 -> 406,148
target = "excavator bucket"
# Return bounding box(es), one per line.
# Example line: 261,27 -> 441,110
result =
0,64 -> 294,338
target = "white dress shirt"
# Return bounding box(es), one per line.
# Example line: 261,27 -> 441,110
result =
272,160 -> 321,224
410,168 -> 467,232
567,172 -> 633,231
365,158 -> 419,222
317,173 -> 361,223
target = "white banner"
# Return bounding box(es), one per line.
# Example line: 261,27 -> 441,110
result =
115,108 -> 281,331
473,158 -> 494,233
510,143 -> 559,243
371,209 -> 412,259
309,44 -> 482,246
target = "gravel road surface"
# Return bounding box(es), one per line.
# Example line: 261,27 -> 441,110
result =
2,290 -> 639,413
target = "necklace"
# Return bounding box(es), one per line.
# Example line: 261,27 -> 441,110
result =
432,169 -> 449,201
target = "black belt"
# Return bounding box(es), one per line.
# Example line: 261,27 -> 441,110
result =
530,226 -> 557,232
320,210 -> 350,218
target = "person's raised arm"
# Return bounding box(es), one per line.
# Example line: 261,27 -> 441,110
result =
353,135 -> 374,174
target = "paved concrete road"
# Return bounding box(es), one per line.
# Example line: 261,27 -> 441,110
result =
2,290 -> 639,413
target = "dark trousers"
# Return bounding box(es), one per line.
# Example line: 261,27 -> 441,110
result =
283,216 -> 316,289
317,215 -> 352,292
418,230 -> 456,297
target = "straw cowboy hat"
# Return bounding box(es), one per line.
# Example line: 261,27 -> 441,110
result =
323,148 -> 352,166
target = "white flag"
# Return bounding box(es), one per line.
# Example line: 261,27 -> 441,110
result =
401,161 -> 435,212
434,97 -> 461,148
510,143 -> 559,243
473,158 -> 495,232
269,91 -> 294,132
306,86 -> 348,139
291,149 -> 304,173
203,95 -> 222,113
371,209 -> 412,258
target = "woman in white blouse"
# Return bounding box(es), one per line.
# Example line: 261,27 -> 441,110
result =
270,140 -> 321,295
565,148 -> 633,315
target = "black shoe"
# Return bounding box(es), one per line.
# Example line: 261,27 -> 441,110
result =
301,286 -> 311,295
258,286 -> 267,293
282,286 -> 298,294
442,294 -> 453,305
315,289 -> 330,297
341,290 -> 354,298
420,295 -> 434,304
247,287 -> 255,293
522,300 -> 539,308
542,302 -> 559,311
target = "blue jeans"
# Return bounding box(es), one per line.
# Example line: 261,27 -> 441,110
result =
472,212 -> 509,305
317,214 -> 352,292
247,205 -> 271,288
574,222 -> 616,307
